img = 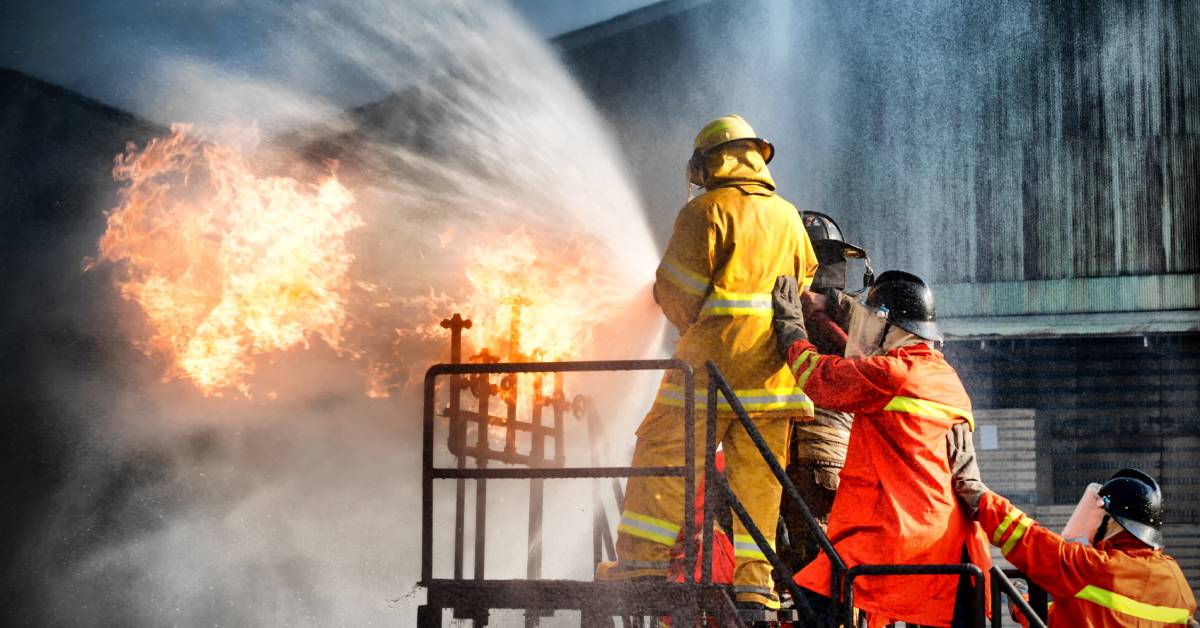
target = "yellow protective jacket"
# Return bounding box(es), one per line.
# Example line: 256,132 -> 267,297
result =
653,145 -> 818,418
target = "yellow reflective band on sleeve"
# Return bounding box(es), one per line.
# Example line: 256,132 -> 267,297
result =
618,512 -> 681,546
1000,517 -> 1032,555
659,257 -> 709,296
884,396 -> 975,430
790,350 -> 821,389
655,384 -> 814,415
700,288 -> 773,317
733,534 -> 773,560
1074,585 -> 1193,624
991,509 -> 1024,545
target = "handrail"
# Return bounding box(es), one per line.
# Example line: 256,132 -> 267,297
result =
705,361 -> 989,628
711,473 -> 818,624
990,566 -> 1048,628
704,362 -> 847,578
704,360 -> 849,625
421,359 -> 697,588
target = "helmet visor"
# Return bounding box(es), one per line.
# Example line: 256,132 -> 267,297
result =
840,290 -> 890,358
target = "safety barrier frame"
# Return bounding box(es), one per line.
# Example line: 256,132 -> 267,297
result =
704,360 -> 1024,628
420,358 -> 748,627
416,356 -> 1052,626
700,360 -> 843,624
992,566 -> 1049,628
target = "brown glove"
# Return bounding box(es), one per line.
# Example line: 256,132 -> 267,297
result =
947,421 -> 988,518
771,276 -> 808,360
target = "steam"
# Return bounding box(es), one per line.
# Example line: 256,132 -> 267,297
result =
30,1 -> 663,625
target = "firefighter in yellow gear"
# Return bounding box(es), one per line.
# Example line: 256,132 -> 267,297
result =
598,115 -> 818,610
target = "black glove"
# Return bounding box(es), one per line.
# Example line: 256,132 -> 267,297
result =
771,275 -> 808,360
947,421 -> 989,518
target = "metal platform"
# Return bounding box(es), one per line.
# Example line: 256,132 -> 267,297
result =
419,579 -> 741,626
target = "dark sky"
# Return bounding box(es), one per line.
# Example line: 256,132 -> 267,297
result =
0,0 -> 659,121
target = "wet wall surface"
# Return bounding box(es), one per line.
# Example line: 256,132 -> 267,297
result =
561,0 -> 1198,289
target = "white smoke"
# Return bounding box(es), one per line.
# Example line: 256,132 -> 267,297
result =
31,1 -> 665,625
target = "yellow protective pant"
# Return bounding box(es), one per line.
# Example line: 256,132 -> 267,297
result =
611,404 -> 793,608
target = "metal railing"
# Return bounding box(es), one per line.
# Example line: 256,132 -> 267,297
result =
417,355 -> 1054,627
704,360 -> 1004,628
421,358 -> 724,626
991,566 -> 1049,628
701,360 -> 843,625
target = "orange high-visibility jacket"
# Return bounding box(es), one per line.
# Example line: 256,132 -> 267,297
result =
785,339 -> 992,627
652,152 -> 817,417
979,492 -> 1197,627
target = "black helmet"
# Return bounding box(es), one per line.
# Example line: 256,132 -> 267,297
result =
1098,468 -> 1164,549
865,270 -> 942,343
801,212 -> 872,292
802,211 -> 845,243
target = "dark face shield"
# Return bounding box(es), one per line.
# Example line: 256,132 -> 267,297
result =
810,239 -> 874,294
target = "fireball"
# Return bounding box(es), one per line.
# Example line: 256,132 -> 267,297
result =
88,124 -> 361,397
91,126 -> 616,401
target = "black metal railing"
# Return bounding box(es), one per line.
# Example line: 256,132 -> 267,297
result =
421,358 -> 719,626
704,360 -> 999,628
991,566 -> 1049,628
702,360 -> 844,625
418,355 -> 1054,627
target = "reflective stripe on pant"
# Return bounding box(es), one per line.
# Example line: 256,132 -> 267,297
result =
614,403 -> 792,608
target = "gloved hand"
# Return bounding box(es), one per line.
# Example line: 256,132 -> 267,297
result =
771,275 -> 808,360
1008,579 -> 1031,624
947,421 -> 989,518
800,290 -> 829,318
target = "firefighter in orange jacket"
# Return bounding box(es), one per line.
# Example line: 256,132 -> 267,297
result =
598,115 -> 818,610
779,212 -> 871,576
771,271 -> 991,627
957,468 -> 1198,627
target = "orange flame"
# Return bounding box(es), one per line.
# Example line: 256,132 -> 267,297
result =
91,126 -> 620,401
88,124 -> 362,397
460,229 -> 605,363
360,229 -> 611,400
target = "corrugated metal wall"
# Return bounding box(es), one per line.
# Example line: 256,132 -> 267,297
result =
562,0 -> 1199,301
988,1 -> 1198,281
816,0 -> 1200,286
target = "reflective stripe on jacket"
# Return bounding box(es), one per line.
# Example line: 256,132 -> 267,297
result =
978,492 -> 1197,627
786,339 -> 991,627
653,153 -> 818,418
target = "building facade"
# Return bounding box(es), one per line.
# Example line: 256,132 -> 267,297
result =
557,0 -> 1200,588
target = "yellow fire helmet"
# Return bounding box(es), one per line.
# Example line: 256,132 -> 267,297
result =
691,114 -> 774,163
